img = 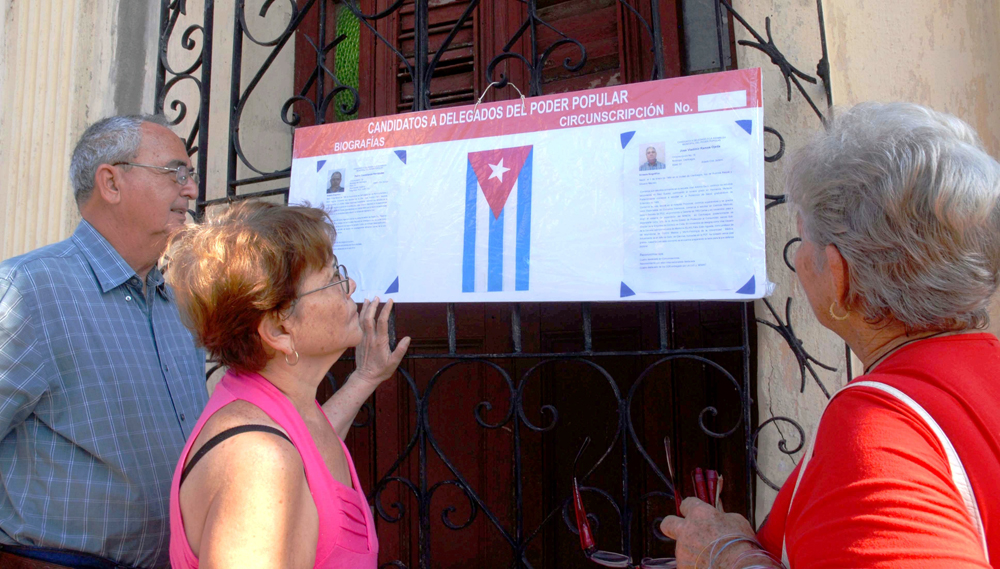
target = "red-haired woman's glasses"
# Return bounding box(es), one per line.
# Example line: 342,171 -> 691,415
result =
299,262 -> 350,297
571,438 -> 677,568
286,257 -> 350,315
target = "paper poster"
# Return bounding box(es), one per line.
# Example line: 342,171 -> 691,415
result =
622,117 -> 757,293
289,150 -> 400,298
290,68 -> 766,302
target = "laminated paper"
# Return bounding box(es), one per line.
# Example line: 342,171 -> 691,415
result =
289,68 -> 767,302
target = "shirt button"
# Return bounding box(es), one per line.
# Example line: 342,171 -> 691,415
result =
180,413 -> 186,421
125,295 -> 132,302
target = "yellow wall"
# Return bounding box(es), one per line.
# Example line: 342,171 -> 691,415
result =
736,0 -> 1000,519
827,0 -> 1000,155
0,0 -> 160,259
826,0 -> 1000,335
161,0 -> 295,208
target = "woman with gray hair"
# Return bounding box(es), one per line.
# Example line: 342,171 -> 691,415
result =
660,102 -> 1000,568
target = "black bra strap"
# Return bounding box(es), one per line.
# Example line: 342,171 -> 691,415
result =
180,424 -> 293,486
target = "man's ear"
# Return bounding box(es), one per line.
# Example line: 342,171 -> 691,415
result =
257,311 -> 293,357
93,164 -> 122,205
825,244 -> 851,306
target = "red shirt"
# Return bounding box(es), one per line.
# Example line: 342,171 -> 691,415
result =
757,333 -> 1000,568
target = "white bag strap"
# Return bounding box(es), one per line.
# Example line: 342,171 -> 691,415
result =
781,380 -> 988,565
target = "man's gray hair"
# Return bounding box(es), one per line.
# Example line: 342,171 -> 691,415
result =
788,102 -> 1000,331
69,114 -> 171,205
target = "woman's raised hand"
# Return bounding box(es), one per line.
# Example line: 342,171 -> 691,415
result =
352,297 -> 411,387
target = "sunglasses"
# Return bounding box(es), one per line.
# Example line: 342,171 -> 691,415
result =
571,437 -> 677,569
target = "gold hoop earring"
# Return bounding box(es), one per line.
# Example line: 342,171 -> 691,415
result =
284,350 -> 299,366
829,302 -> 850,321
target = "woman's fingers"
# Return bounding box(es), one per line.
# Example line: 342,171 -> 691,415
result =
392,336 -> 411,363
367,297 -> 381,332
359,299 -> 375,335
352,297 -> 407,385
377,298 -> 393,336
659,514 -> 684,539
679,496 -> 711,517
658,496 -> 762,569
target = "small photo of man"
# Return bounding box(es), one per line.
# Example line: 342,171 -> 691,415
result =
640,144 -> 666,171
327,169 -> 345,193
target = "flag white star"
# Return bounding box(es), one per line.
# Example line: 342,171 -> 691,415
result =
488,158 -> 511,182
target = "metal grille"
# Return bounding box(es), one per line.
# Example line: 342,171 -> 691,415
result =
155,1 -> 835,566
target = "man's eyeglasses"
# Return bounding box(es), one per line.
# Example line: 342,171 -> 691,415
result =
571,438 -> 677,568
113,162 -> 200,187
285,258 -> 350,315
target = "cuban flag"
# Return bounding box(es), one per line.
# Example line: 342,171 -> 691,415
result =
463,145 -> 533,292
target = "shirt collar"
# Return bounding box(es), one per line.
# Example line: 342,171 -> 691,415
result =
72,220 -> 168,297
148,265 -> 170,299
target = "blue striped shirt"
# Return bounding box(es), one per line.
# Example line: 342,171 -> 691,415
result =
0,221 -> 208,568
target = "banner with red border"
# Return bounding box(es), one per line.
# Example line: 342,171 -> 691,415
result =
293,68 -> 762,158
290,68 -> 768,303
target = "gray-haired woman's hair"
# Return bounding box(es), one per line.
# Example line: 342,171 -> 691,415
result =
788,102 -> 1000,331
69,114 -> 171,205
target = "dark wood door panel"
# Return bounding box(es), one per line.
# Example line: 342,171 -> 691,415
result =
300,1 -> 752,565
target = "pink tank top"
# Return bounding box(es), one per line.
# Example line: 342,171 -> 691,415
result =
169,370 -> 379,568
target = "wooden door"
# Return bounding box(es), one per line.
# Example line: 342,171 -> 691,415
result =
297,2 -> 752,566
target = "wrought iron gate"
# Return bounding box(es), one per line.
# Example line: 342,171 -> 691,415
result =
155,1 -> 836,566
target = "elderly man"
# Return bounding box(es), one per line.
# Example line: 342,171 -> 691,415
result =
0,115 -> 207,568
640,146 -> 665,170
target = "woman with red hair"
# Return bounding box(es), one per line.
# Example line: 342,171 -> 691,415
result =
165,201 -> 410,568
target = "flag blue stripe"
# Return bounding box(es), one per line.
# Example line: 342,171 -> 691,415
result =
515,149 -> 532,291
488,208 -> 504,291
462,160 -> 478,292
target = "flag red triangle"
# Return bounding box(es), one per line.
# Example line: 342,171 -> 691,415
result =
468,145 -> 532,219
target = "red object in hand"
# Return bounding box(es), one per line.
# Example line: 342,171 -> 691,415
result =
693,468 -> 708,502
572,477 -> 597,552
573,438 -> 678,568
706,470 -> 718,507
664,438 -> 682,515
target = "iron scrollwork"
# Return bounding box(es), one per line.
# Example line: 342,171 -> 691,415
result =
485,5 -> 587,97
157,0 -> 845,564
357,350 -> 753,567
155,0 -> 214,212
715,0 -> 845,489
750,416 -> 806,491
758,298 -> 835,398
486,0 -> 672,96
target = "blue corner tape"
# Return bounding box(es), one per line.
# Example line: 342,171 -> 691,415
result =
620,131 -> 636,149
394,150 -> 407,164
620,282 -> 636,297
385,277 -> 399,294
316,159 -> 327,172
736,275 -> 755,295
736,120 -> 752,135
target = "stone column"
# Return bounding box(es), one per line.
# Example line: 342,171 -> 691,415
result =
0,0 -> 159,259
733,0 -> 1000,521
